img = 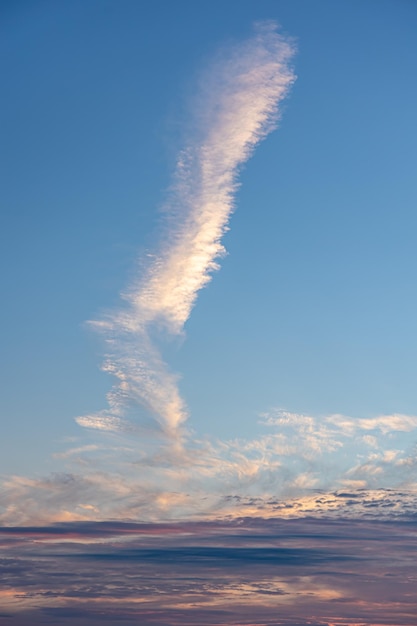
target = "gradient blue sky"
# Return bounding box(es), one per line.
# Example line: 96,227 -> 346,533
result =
2,0 -> 417,478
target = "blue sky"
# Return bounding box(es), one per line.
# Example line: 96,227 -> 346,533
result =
1,2 -> 417,622
2,0 -> 417,476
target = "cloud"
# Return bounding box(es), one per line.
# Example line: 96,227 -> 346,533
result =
52,445 -> 99,459
1,517 -> 417,625
3,406 -> 417,525
326,412 -> 417,435
76,21 -> 296,436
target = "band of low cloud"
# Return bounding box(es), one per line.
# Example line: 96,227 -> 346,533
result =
1,516 -> 416,626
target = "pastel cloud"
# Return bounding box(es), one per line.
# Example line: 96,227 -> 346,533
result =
2,404 -> 417,525
1,517 -> 416,625
75,22 -> 296,436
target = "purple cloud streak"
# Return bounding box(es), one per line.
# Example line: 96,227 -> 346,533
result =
1,515 -> 416,625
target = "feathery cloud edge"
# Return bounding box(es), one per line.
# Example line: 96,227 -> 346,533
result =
75,21 -> 296,435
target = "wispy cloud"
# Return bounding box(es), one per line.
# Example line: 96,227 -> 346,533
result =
5,22 -> 416,531
76,22 -> 296,436
3,408 -> 417,525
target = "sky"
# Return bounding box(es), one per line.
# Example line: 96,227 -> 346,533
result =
1,0 -> 417,624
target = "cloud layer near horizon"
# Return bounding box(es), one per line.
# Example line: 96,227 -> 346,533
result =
1,516 -> 416,626
76,22 -> 296,435
2,409 -> 417,526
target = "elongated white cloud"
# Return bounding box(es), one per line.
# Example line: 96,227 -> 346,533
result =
76,22 -> 296,434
